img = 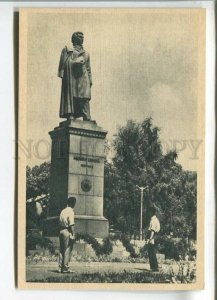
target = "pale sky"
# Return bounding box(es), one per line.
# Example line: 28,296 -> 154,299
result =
25,9 -> 205,170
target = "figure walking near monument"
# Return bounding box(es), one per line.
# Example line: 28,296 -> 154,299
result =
58,197 -> 76,273
146,206 -> 160,272
58,32 -> 92,121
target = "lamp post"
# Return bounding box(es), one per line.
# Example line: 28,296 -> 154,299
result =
136,185 -> 148,240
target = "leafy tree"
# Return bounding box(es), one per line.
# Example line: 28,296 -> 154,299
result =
26,162 -> 50,199
104,118 -> 197,240
26,162 -> 50,230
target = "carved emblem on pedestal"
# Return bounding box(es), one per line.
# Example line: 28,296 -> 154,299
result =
81,178 -> 92,192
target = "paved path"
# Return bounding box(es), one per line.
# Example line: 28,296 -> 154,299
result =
26,261 -> 175,282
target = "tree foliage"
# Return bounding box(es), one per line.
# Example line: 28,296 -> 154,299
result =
26,162 -> 50,199
26,162 -> 50,230
104,118 -> 197,239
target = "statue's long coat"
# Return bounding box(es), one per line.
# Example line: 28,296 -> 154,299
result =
58,45 -> 92,118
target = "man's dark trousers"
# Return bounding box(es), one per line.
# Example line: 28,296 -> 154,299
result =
148,243 -> 158,271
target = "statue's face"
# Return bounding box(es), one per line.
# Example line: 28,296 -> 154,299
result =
79,36 -> 84,45
72,32 -> 84,46
75,36 -> 83,46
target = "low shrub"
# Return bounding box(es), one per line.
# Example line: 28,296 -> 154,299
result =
27,271 -> 171,283
120,234 -> 138,258
75,233 -> 113,256
26,254 -> 58,264
101,237 -> 113,255
156,235 -> 194,260
170,260 -> 197,283
26,230 -> 55,255
110,234 -> 139,258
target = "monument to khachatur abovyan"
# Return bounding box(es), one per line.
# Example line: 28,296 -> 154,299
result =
44,32 -> 109,246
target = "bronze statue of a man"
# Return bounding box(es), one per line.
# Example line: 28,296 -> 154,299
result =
58,32 -> 92,121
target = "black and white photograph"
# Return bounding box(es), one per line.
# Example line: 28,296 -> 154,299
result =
18,7 -> 205,289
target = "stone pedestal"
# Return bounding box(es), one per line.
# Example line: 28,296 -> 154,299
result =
44,119 -> 109,238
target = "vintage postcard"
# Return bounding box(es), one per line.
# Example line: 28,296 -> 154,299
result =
18,8 -> 205,290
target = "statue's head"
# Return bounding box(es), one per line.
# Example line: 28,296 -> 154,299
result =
71,32 -> 84,46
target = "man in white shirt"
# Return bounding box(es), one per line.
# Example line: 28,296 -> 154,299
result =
147,206 -> 160,272
58,197 -> 76,273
